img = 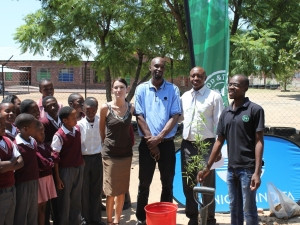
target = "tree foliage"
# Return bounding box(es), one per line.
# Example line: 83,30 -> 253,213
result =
14,0 -> 300,96
14,0 -> 190,101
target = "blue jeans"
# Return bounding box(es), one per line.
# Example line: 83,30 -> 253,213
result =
227,167 -> 258,225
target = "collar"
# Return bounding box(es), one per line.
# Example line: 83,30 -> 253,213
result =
149,79 -> 166,90
191,85 -> 207,96
5,125 -> 17,135
228,97 -> 250,112
15,133 -> 35,146
61,124 -> 77,135
47,113 -> 61,125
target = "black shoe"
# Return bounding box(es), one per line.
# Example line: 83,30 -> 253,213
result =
135,220 -> 146,225
188,218 -> 198,225
207,218 -> 218,225
91,222 -> 106,225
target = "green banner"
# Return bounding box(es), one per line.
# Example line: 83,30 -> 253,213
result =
188,0 -> 229,105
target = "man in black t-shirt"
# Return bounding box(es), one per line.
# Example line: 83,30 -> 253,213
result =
197,74 -> 265,225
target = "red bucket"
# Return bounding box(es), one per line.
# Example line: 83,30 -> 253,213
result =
144,202 -> 178,225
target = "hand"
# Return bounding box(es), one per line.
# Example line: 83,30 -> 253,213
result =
55,177 -> 64,190
10,157 -> 18,164
196,167 -> 210,183
149,146 -> 160,161
145,136 -> 162,149
250,173 -> 261,191
215,152 -> 222,162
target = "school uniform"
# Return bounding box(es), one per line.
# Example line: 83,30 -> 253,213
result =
51,125 -> 84,225
0,136 -> 20,225
77,116 -> 103,224
37,98 -> 63,120
36,143 -> 59,204
14,134 -> 39,225
5,124 -> 18,141
40,114 -> 61,145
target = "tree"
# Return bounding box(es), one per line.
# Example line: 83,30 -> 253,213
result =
230,29 -> 276,80
274,29 -> 300,91
14,0 -> 190,101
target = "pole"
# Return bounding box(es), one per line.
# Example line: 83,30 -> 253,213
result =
1,55 -> 13,98
84,61 -> 88,99
183,0 -> 195,68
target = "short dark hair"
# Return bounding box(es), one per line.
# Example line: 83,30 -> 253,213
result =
112,78 -> 128,88
84,97 -> 98,108
39,79 -> 52,89
2,95 -> 19,104
42,96 -> 57,108
58,106 -> 75,121
68,93 -> 82,104
233,74 -> 249,87
20,99 -> 36,114
0,102 -> 13,110
14,113 -> 36,129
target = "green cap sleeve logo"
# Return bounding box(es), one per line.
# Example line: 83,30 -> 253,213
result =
242,115 -> 250,122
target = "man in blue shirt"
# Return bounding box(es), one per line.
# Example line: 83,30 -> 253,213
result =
134,57 -> 181,225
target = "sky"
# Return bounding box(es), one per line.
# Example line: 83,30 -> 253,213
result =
0,0 -> 41,48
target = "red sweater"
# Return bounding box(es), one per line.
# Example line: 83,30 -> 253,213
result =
55,126 -> 84,168
36,143 -> 60,178
0,137 -> 15,188
14,141 -> 39,184
40,117 -> 60,145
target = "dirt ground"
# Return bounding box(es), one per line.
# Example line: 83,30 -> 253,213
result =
3,86 -> 300,224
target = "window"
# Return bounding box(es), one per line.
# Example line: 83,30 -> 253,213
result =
5,72 -> 13,81
81,67 -> 91,83
37,68 -> 51,81
58,68 -> 74,82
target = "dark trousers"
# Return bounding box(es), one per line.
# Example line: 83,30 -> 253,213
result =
81,154 -> 103,223
56,165 -> 84,225
181,139 -> 216,221
136,138 -> 176,221
14,180 -> 38,225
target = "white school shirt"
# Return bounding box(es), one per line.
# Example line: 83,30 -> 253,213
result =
181,86 -> 224,141
77,116 -> 102,155
51,125 -> 78,153
0,138 -> 20,159
46,113 -> 61,129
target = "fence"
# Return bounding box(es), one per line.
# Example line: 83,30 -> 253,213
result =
1,68 -> 300,144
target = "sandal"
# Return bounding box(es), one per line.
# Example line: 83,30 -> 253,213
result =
113,223 -> 119,225
107,222 -> 113,225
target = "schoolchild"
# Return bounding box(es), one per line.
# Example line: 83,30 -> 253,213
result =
51,106 -> 84,225
13,113 -> 40,225
68,93 -> 85,121
2,95 -> 22,116
0,102 -> 18,141
40,96 -> 61,145
33,121 -> 59,225
77,97 -> 105,225
0,116 -> 24,225
37,79 -> 63,119
20,99 -> 41,120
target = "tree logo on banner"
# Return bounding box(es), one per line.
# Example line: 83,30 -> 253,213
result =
205,70 -> 229,106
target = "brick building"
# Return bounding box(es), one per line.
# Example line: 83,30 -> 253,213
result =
0,60 -> 105,89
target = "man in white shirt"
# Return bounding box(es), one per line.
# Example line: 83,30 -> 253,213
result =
180,67 -> 224,225
77,97 -> 105,225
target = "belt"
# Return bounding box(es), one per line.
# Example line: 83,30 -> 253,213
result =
161,137 -> 174,142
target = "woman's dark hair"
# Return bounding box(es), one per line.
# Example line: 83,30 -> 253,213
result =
20,99 -> 36,113
112,78 -> 128,88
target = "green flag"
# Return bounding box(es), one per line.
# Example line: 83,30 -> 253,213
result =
187,0 -> 229,105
